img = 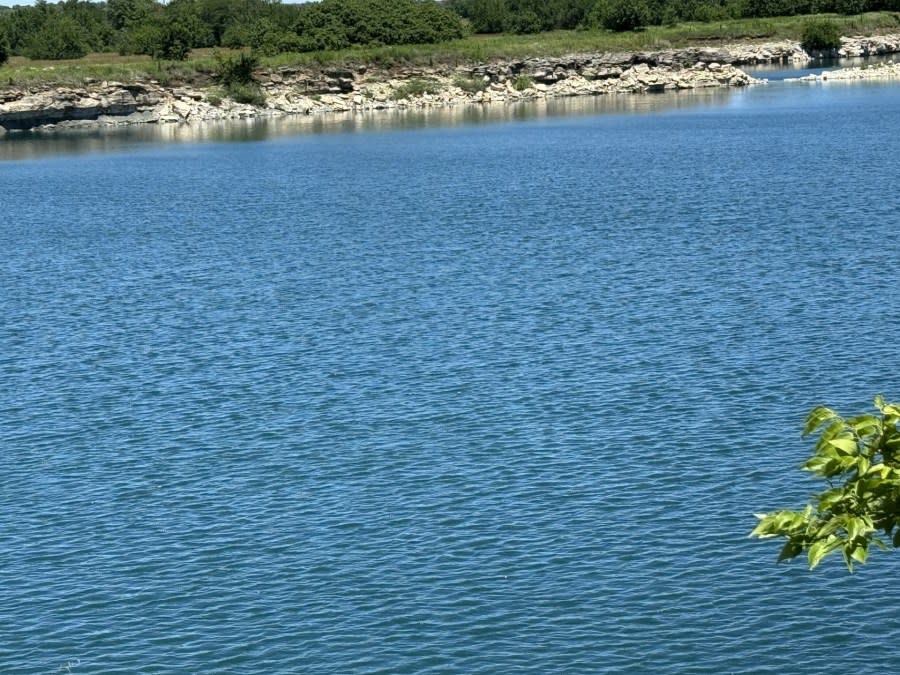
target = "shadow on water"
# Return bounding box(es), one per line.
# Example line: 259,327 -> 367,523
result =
747,53 -> 898,81
0,87 -> 736,161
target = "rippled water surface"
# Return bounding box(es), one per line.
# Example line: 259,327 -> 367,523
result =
2,82 -> 900,673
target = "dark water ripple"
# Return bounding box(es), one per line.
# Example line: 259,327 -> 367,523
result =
2,83 -> 900,673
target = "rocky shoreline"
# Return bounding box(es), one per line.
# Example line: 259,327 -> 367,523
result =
787,60 -> 900,82
1,33 -> 899,133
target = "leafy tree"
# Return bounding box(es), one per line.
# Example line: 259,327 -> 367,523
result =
0,29 -> 9,66
24,12 -> 89,59
196,0 -> 287,47
660,0 -> 733,21
448,0 -> 509,33
58,0 -> 114,52
589,0 -> 651,31
504,8 -> 542,32
741,0 -> 819,16
833,0 -> 869,13
108,0 -> 156,31
292,0 -> 463,51
448,0 -> 602,32
293,5 -> 351,51
551,0 -> 595,28
135,0 -> 212,60
751,397 -> 900,572
503,0 -> 555,32
800,18 -> 841,50
0,6 -> 39,55
112,0 -> 161,54
196,0 -> 238,45
214,50 -> 265,103
222,16 -> 300,54
151,17 -> 192,59
118,19 -> 163,55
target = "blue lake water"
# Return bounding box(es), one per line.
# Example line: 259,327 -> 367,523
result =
2,77 -> 900,673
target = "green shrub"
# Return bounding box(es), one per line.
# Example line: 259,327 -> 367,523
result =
215,51 -> 259,86
800,19 -> 842,51
504,9 -> 544,33
225,81 -> 266,105
453,74 -> 487,92
391,77 -> 440,99
214,52 -> 265,105
512,73 -> 533,90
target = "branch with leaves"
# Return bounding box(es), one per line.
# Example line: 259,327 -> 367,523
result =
751,396 -> 900,572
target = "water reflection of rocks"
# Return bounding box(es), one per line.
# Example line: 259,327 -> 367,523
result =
0,89 -> 738,160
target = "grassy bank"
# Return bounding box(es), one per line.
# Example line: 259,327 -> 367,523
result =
0,52 -> 220,88
2,11 -> 899,89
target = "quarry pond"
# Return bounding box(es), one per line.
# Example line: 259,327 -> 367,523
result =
2,72 -> 900,673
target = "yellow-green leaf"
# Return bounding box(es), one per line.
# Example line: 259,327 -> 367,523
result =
808,540 -> 828,569
828,437 -> 858,455
858,456 -> 870,475
804,406 -> 838,435
883,404 -> 900,417
850,545 -> 869,564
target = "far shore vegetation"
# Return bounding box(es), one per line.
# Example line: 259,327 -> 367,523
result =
1,0 -> 900,88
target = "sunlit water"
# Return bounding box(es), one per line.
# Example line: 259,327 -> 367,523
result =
2,77 -> 900,673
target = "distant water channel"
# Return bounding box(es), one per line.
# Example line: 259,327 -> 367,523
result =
2,73 -> 900,673
746,52 -> 899,80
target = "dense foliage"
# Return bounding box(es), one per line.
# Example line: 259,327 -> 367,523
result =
449,0 -> 900,33
448,0 -> 596,33
751,397 -> 900,572
800,17 -> 843,49
0,0 -> 465,60
589,0 -> 651,31
0,26 -> 9,65
1,0 -> 899,61
292,0 -> 465,52
213,49 -> 265,102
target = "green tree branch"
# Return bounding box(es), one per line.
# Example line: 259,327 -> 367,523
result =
751,396 -> 900,572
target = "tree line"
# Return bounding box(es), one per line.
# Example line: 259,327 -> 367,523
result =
1,0 -> 898,64
449,0 -> 900,34
0,0 -> 466,61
